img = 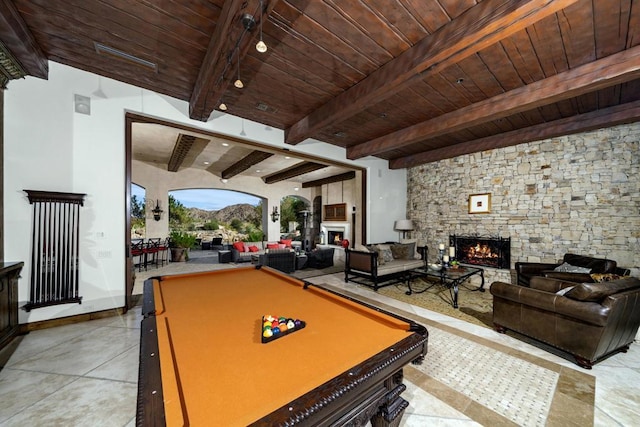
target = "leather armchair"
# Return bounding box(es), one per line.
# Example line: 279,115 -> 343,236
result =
491,276 -> 640,368
515,253 -> 621,287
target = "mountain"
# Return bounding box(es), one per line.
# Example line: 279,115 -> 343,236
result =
187,203 -> 259,224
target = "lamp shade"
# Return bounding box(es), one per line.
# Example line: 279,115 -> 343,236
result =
394,219 -> 414,231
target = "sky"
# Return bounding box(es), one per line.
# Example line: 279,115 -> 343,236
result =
132,185 -> 261,211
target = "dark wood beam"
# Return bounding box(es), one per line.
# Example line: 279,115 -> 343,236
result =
302,171 -> 356,188
189,0 -> 278,121
263,162 -> 327,184
389,100 -> 640,168
284,0 -> 579,145
0,0 -> 47,79
350,45 -> 640,159
222,150 -> 274,179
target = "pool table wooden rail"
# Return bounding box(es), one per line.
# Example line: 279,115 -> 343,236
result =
136,270 -> 428,426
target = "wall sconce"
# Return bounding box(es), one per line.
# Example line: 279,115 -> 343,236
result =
152,200 -> 163,221
271,206 -> 280,222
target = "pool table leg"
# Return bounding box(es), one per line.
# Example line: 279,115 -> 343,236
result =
371,370 -> 410,427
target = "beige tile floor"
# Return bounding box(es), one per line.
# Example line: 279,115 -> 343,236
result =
1,255 -> 639,426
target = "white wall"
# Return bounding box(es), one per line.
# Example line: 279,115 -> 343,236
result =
4,62 -> 406,323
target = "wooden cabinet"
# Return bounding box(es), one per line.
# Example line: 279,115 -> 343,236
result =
0,262 -> 23,350
324,203 -> 347,221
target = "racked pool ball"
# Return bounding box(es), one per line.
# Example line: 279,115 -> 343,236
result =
263,329 -> 273,338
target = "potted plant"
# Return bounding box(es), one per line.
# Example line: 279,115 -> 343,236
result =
169,231 -> 197,262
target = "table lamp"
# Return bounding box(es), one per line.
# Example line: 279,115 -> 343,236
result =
394,219 -> 414,240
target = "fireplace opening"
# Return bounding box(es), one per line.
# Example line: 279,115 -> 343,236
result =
450,235 -> 510,269
327,230 -> 343,245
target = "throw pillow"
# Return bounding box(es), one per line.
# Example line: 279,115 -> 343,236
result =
374,245 -> 394,263
280,239 -> 292,248
590,273 -> 622,282
248,245 -> 260,253
354,243 -> 370,252
371,245 -> 393,265
266,243 -> 279,250
233,241 -> 246,252
400,238 -> 421,259
390,244 -> 410,260
553,262 -> 592,273
555,286 -> 575,296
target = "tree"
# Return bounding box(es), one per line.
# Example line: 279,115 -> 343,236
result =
131,195 -> 145,230
168,194 -> 192,230
280,196 -> 307,233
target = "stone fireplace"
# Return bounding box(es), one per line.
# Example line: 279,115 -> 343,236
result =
320,222 -> 350,246
450,235 -> 511,270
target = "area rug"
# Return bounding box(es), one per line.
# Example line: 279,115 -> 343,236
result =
291,262 -> 345,279
326,284 -> 596,427
371,277 -> 494,328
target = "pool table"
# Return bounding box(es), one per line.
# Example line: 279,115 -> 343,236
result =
136,266 -> 428,426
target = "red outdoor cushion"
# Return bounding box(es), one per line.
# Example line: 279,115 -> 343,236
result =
280,239 -> 292,248
248,245 -> 260,252
267,243 -> 279,249
233,241 -> 246,252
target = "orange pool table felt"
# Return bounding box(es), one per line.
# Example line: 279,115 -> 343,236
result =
143,266 -> 423,426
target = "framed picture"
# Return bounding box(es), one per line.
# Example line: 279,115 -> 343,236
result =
468,193 -> 491,214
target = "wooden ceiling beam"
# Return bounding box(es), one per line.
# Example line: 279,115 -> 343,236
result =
221,150 -> 274,179
284,0 -> 579,145
350,45 -> 640,159
189,0 -> 278,121
389,100 -> 640,168
263,162 -> 327,184
0,0 -> 47,80
302,171 -> 356,188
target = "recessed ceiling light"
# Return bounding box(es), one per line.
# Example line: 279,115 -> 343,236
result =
456,78 -> 464,84
203,161 -> 210,165
222,142 -> 229,147
220,178 -> 228,183
334,131 -> 347,138
256,170 -> 261,173
285,156 -> 291,159
294,187 -> 299,191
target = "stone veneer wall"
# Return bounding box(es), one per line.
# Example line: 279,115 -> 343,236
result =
406,122 -> 640,285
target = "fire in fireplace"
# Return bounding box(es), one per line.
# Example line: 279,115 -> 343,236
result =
327,230 -> 343,244
450,235 -> 511,269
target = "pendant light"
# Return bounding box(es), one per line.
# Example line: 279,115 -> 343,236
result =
255,0 -> 267,53
234,47 -> 243,89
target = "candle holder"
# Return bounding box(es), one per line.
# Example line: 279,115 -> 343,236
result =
438,247 -> 445,265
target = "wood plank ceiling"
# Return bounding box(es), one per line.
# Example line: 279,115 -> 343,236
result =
1,0 -> 639,182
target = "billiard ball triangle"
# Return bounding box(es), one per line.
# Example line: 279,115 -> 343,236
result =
261,314 -> 306,343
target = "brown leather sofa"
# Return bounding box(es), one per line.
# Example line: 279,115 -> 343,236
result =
490,276 -> 640,368
514,253 -> 625,287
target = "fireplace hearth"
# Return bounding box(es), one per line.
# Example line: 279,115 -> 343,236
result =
450,235 -> 510,269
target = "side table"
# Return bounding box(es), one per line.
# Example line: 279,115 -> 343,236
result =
218,250 -> 232,264
295,254 -> 308,270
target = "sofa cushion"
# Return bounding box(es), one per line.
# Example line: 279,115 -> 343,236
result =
248,245 -> 260,252
400,238 -> 421,259
390,243 -> 411,260
280,239 -> 292,248
233,241 -> 246,252
373,245 -> 393,263
564,278 -> 640,302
